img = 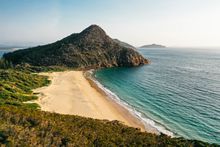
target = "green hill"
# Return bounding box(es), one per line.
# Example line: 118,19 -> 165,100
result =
4,25 -> 148,69
113,39 -> 136,50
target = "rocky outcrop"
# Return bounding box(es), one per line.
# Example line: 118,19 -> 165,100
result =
4,25 -> 149,69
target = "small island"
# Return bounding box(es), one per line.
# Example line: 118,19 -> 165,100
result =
140,44 -> 166,48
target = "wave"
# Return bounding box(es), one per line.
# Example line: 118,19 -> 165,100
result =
88,69 -> 174,137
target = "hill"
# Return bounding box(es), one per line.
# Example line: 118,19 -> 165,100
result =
113,39 -> 136,50
140,44 -> 166,48
4,25 -> 148,69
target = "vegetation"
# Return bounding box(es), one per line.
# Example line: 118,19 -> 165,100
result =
14,63 -> 67,73
3,25 -> 148,69
0,58 -> 13,69
113,39 -> 137,50
0,106 -> 217,146
0,69 -> 50,108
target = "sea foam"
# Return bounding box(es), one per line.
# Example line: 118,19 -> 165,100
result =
88,69 -> 174,137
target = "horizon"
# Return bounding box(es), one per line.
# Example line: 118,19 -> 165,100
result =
1,0 -> 220,49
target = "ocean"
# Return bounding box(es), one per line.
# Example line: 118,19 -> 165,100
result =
94,48 -> 220,144
0,48 -> 21,57
0,50 -> 10,57
0,50 -> 6,58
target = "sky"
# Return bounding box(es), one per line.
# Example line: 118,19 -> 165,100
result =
0,0 -> 220,48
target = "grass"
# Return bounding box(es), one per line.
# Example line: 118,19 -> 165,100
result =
0,69 -> 50,108
14,64 -> 67,73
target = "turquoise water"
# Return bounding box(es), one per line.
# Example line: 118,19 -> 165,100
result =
95,48 -> 220,144
0,50 -> 11,58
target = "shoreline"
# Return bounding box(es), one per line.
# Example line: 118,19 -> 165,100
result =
84,70 -> 159,133
33,70 -> 158,133
88,70 -> 175,137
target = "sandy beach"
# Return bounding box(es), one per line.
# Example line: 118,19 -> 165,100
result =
33,71 -> 158,133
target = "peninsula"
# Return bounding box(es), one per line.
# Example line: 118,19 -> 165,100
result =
4,25 -> 148,68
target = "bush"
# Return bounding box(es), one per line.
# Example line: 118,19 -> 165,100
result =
0,58 -> 13,69
0,106 -> 216,146
0,69 -> 50,107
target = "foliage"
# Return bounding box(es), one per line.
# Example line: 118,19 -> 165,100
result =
14,64 -> 67,73
0,69 -> 50,108
0,58 -> 13,69
0,57 -> 66,73
0,106 -> 217,147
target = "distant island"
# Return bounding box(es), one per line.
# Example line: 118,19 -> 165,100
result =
0,44 -> 25,50
140,44 -> 166,48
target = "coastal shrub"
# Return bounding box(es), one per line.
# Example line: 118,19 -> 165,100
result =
14,64 -> 67,73
0,58 -> 13,69
0,69 -> 50,107
0,106 -> 217,146
0,99 -> 40,110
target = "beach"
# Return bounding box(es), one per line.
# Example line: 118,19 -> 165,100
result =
33,71 -> 158,133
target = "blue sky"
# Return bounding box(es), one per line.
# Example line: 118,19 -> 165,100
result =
1,0 -> 220,47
